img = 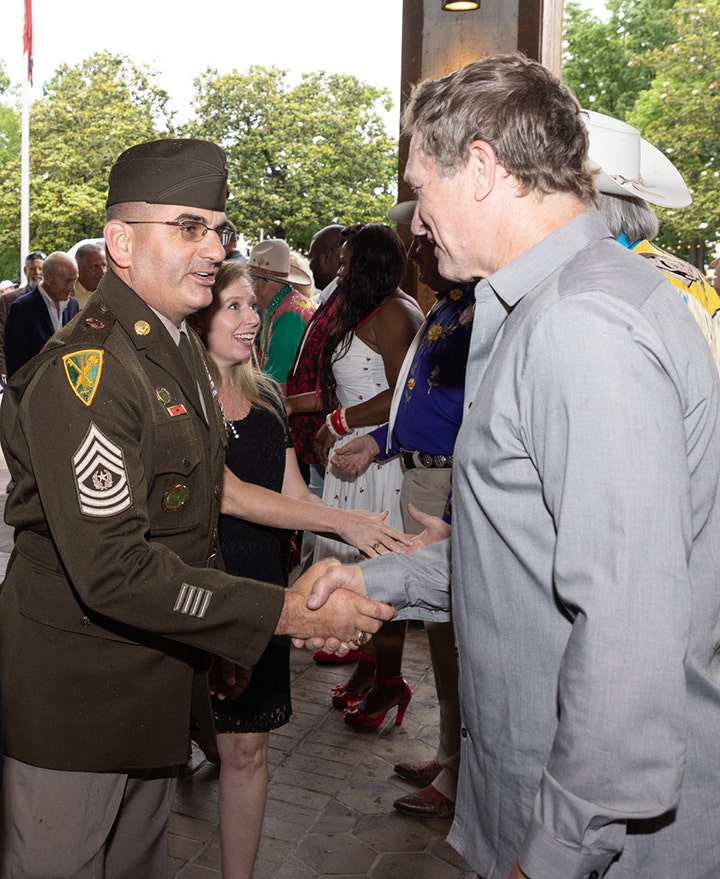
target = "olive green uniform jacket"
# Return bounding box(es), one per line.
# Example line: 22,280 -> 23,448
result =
0,271 -> 285,772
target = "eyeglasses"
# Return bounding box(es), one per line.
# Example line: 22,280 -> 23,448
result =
121,219 -> 235,248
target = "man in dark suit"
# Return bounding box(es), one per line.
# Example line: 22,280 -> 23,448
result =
0,138 -> 393,878
0,250 -> 46,382
4,251 -> 79,378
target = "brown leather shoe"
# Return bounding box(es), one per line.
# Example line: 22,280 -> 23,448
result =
393,784 -> 455,818
393,758 -> 441,787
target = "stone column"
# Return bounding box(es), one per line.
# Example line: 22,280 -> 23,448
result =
398,0 -> 564,305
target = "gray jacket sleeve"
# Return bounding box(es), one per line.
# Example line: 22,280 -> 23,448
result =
361,538 -> 452,622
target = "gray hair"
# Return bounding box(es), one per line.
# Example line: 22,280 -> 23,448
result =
75,243 -> 105,266
402,53 -> 597,205
597,193 -> 660,241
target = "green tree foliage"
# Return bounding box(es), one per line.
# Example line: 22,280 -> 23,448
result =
0,61 -> 10,95
628,0 -> 720,260
563,0 -> 678,117
563,0 -> 720,261
185,66 -> 397,249
563,1 -> 642,117
0,59 -> 20,185
0,60 -> 22,280
0,52 -> 173,255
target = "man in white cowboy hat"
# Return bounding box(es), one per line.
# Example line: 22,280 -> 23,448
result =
248,238 -> 316,382
306,54 -> 720,879
585,108 -> 720,372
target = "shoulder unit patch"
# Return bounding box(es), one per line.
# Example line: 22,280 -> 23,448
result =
73,422 -> 132,517
63,350 -> 103,406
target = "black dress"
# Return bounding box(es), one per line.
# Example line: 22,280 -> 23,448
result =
212,398 -> 293,734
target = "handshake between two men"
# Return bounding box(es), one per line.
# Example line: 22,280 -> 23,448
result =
277,503 -> 450,653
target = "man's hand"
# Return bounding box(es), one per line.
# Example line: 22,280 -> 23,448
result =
406,502 -> 451,551
330,434 -> 379,477
508,860 -> 530,879
276,560 -> 392,651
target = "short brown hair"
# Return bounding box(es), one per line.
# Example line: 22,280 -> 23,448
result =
402,53 -> 597,205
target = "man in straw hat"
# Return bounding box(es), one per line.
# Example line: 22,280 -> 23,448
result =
307,54 -> 720,879
0,138 -> 394,878
248,237 -> 316,382
585,108 -> 720,372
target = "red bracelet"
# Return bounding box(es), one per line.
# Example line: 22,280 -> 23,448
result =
330,407 -> 348,437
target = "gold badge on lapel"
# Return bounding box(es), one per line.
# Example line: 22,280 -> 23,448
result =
163,484 -> 189,512
134,320 -> 151,336
63,350 -> 103,406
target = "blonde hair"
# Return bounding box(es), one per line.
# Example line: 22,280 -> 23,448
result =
196,260 -> 282,420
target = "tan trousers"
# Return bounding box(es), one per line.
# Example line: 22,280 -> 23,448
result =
0,757 -> 177,879
400,466 -> 461,802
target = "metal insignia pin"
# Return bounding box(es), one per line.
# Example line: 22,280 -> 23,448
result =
134,320 -> 151,336
156,387 -> 171,403
162,484 -> 189,512
85,317 -> 105,329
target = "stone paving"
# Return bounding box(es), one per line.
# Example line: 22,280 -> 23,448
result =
0,440 -> 473,879
169,627 -> 473,878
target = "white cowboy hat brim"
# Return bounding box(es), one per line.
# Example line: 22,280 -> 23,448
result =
584,109 -> 692,209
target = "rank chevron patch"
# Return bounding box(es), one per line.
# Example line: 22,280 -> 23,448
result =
63,350 -> 103,406
73,422 -> 132,517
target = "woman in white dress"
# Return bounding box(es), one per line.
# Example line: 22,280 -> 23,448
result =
310,223 -> 423,728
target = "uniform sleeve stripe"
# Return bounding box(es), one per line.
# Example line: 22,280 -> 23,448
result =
174,583 -> 212,619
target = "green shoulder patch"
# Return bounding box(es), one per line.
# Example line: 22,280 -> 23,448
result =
63,350 -> 104,406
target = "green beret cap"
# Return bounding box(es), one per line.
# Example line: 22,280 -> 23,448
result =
106,139 -> 228,211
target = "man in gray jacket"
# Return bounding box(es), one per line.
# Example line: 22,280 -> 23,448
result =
309,54 -> 720,879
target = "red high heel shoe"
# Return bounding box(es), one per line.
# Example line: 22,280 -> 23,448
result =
331,656 -> 376,710
343,675 -> 412,729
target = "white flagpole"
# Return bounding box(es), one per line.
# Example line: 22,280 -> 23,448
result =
20,76 -> 30,282
20,0 -> 32,282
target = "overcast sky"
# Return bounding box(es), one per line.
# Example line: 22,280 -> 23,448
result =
0,0 -> 609,133
0,0 -> 404,130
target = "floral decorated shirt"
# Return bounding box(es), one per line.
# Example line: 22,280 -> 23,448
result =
372,283 -> 475,460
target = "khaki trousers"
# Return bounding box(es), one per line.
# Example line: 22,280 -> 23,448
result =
400,466 -> 461,802
0,756 -> 177,879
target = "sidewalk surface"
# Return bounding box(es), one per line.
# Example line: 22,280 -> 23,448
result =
0,442 -> 472,879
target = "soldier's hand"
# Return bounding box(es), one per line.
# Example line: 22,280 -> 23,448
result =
276,560 -> 393,651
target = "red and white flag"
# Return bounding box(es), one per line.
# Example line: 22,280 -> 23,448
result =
23,0 -> 33,85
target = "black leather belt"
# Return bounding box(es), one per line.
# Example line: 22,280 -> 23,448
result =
400,449 -> 453,470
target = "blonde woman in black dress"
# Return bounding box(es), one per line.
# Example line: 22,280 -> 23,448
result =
192,260 -> 408,879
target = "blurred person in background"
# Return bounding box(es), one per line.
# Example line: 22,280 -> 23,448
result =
0,251 -> 45,383
249,239 -> 316,383
73,243 -> 107,308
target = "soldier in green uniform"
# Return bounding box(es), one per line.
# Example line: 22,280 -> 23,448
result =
0,139 -> 393,878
